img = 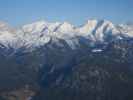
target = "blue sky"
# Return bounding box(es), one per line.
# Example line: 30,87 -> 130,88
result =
0,0 -> 132,26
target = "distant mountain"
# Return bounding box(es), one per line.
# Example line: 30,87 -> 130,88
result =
0,19 -> 133,100
0,19 -> 132,49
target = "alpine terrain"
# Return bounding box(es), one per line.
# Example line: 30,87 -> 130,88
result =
0,19 -> 133,100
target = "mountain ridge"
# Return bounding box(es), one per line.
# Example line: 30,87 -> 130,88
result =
0,19 -> 133,50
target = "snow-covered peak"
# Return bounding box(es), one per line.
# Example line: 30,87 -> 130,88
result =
57,22 -> 74,33
0,21 -> 16,33
117,24 -> 133,37
22,20 -> 49,33
77,19 -> 98,34
93,20 -> 119,41
22,21 -> 62,34
0,22 -> 17,48
48,22 -> 61,32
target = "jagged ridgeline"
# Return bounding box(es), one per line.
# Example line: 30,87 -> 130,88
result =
0,20 -> 133,100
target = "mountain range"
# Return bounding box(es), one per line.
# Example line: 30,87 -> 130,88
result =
0,19 -> 133,49
0,19 -> 133,100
